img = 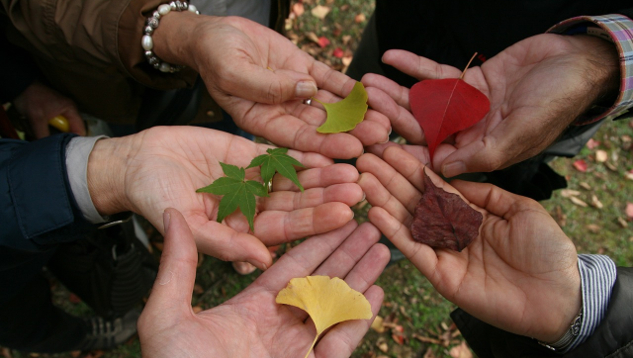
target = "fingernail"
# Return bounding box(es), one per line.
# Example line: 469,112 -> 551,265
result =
295,81 -> 318,98
360,191 -> 366,203
442,161 -> 466,178
163,210 -> 171,232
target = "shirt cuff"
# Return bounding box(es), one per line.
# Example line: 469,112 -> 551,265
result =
65,135 -> 109,224
564,254 -> 617,352
547,14 -> 633,125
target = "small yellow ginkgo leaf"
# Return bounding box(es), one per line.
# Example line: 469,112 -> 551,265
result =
315,81 -> 368,134
276,275 -> 373,358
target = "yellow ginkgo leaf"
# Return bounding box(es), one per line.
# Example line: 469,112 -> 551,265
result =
276,275 -> 373,358
315,81 -> 368,134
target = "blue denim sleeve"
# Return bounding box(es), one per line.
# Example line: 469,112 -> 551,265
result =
0,134 -> 95,251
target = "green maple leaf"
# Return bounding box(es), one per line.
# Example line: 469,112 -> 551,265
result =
196,162 -> 268,232
247,148 -> 305,192
315,81 -> 368,134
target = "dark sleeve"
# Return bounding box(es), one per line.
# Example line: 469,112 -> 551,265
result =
452,267 -> 633,358
0,134 -> 96,252
0,28 -> 39,103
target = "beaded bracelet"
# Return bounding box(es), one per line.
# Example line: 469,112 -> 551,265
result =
141,1 -> 200,73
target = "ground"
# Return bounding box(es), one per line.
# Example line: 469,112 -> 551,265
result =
2,1 -> 632,358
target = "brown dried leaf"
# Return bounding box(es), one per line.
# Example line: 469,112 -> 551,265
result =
579,182 -> 592,190
570,196 -> 588,207
371,315 -> 386,333
292,2 -> 304,16
355,13 -> 366,23
376,337 -> 389,353
626,202 -> 633,220
560,189 -> 581,198
311,5 -> 331,19
410,171 -> 483,251
618,217 -> 629,228
586,224 -> 601,233
590,195 -> 603,209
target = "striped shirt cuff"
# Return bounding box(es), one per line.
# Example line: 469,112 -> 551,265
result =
564,254 -> 617,352
548,14 -> 633,125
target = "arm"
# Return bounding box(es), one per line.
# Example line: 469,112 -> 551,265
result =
362,13 -> 633,174
2,126 -> 365,269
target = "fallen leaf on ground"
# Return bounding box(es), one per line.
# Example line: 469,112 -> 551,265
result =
618,217 -> 629,228
573,160 -> 588,172
333,47 -> 344,58
311,5 -> 330,19
276,276 -> 373,358
317,36 -> 330,48
371,315 -> 386,333
626,202 -> 633,220
590,195 -> 603,209
596,150 -> 608,163
586,138 -> 600,149
579,182 -> 592,190
449,341 -> 473,358
570,196 -> 588,207
411,170 -> 483,251
355,13 -> 366,23
292,2 -> 304,16
409,54 -> 490,159
315,81 -> 368,133
376,337 -> 389,353
586,224 -> 601,233
560,189 -> 581,198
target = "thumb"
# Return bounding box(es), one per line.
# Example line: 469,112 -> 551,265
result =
143,208 -> 198,321
226,65 -> 318,104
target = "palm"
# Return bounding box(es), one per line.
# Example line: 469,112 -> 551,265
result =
115,126 -> 363,267
194,16 -> 390,159
357,147 -> 580,342
139,212 -> 389,358
363,33 -> 615,174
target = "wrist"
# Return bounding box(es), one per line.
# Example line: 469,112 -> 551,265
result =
87,137 -> 133,216
148,7 -> 204,70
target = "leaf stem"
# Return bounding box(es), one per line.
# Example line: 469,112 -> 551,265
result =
303,334 -> 320,358
459,52 -> 478,80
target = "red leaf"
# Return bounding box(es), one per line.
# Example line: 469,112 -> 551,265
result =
409,78 -> 489,159
586,138 -> 600,150
317,36 -> 330,48
333,47 -> 344,58
573,159 -> 587,172
410,170 -> 483,251
626,202 -> 633,220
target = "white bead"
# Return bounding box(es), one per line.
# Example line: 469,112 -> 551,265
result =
188,4 -> 197,13
159,62 -> 172,72
158,4 -> 171,15
141,35 -> 153,50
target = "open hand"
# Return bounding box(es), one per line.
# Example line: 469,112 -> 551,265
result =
356,146 -> 581,342
138,208 -> 389,358
88,126 -> 364,270
362,33 -> 618,175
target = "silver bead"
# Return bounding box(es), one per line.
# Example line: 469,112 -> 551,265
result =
169,2 -> 177,10
188,4 -> 197,13
153,62 -> 161,69
159,62 -> 172,72
152,10 -> 161,19
141,35 -> 154,51
144,50 -> 153,58
146,17 -> 159,29
157,4 -> 171,15
144,26 -> 154,34
148,56 -> 160,66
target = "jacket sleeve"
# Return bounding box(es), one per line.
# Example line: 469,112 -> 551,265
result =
547,11 -> 633,125
0,0 -> 197,90
451,267 -> 633,358
0,134 -> 96,252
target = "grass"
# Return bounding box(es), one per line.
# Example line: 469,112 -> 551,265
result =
2,1 -> 632,358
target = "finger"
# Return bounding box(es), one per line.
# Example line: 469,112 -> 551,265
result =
272,163 -> 360,192
366,143 -> 430,166
356,153 -> 422,213
255,220 -> 360,290
382,49 -> 462,80
224,63 -> 318,104
361,73 -> 410,109
31,120 -> 50,139
451,180 -> 535,219
190,218 -> 273,270
357,172 -> 413,225
142,208 -> 198,320
314,285 -> 384,358
312,222 -> 384,279
364,85 -> 424,144
61,108 -> 87,136
367,206 -> 438,278
253,202 -> 355,246
263,183 -> 364,211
